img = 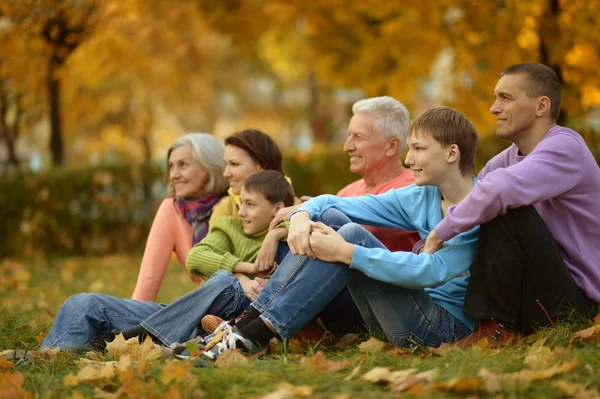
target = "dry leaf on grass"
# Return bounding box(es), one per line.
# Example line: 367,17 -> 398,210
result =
214,349 -> 249,368
0,371 -> 33,399
357,337 -> 406,354
524,339 -> 555,370
300,352 -> 349,372
572,325 -> 600,342
553,380 -> 600,398
344,365 -> 361,381
0,356 -> 14,372
429,343 -> 459,357
477,368 -> 503,393
391,369 -> 440,393
160,361 -> 192,385
105,334 -> 162,362
251,382 -> 314,399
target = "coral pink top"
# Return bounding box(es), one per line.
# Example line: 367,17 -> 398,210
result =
337,169 -> 420,252
131,199 -> 202,301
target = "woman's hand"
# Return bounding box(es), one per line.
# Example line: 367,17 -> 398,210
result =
309,222 -> 355,264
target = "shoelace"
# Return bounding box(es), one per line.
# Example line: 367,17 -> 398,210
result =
203,324 -> 246,359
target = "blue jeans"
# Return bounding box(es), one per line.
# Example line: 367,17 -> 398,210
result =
41,270 -> 250,349
252,208 -> 471,347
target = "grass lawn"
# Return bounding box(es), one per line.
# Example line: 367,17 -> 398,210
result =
2,255 -> 600,398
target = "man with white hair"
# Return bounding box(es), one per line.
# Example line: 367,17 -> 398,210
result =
272,96 -> 418,252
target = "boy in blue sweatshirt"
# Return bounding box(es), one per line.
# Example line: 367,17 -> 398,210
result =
202,107 -> 480,358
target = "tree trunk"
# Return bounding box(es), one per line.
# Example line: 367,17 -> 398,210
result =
48,60 -> 64,166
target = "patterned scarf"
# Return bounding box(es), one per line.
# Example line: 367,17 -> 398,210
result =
174,193 -> 223,245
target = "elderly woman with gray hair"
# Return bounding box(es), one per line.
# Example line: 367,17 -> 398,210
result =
131,133 -> 229,302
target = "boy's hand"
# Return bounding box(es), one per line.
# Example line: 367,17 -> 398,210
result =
255,228 -> 287,273
288,211 -> 315,258
269,204 -> 302,231
309,222 -> 354,264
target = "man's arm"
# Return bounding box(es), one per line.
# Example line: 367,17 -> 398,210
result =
434,134 -> 584,242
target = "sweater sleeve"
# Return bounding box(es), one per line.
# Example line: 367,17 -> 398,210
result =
435,133 -> 585,241
297,188 -> 416,231
351,226 -> 478,288
186,219 -> 240,277
131,199 -> 177,302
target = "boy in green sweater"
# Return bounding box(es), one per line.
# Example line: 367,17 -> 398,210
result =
37,170 -> 295,352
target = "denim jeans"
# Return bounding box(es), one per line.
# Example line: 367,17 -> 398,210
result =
252,208 -> 470,347
41,270 -> 250,349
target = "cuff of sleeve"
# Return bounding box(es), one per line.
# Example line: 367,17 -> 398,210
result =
220,252 -> 241,272
348,245 -> 371,274
412,239 -> 424,254
434,219 -> 456,242
289,209 -> 310,222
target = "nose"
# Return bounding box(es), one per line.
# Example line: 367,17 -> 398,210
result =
170,166 -> 181,180
343,136 -> 354,152
237,205 -> 246,217
405,149 -> 415,166
223,165 -> 232,178
490,100 -> 501,115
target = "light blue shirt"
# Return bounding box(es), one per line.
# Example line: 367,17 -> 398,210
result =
297,182 -> 479,330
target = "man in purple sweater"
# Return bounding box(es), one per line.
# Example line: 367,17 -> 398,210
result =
424,63 -> 600,343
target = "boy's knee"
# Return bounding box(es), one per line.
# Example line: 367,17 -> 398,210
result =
338,223 -> 368,244
208,270 -> 234,284
62,293 -> 99,311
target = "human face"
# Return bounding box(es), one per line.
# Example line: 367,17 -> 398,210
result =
238,187 -> 282,235
405,131 -> 453,186
223,145 -> 264,195
168,144 -> 209,198
344,113 -> 393,177
490,73 -> 539,141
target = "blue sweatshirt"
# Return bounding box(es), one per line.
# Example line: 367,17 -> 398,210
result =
298,182 -> 479,330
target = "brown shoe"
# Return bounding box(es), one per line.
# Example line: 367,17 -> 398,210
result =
456,319 -> 516,348
201,315 -> 225,334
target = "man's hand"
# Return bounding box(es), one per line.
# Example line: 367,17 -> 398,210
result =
309,222 -> 354,264
300,195 -> 313,202
423,229 -> 444,254
287,211 -> 315,258
269,204 -> 302,231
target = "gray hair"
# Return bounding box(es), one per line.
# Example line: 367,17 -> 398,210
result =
165,133 -> 229,195
352,96 -> 409,152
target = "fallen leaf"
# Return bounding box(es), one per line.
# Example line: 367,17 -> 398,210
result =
344,365 -> 361,381
553,379 -> 600,398
524,340 -> 555,369
300,352 -> 349,372
63,373 -> 80,387
252,382 -> 314,398
160,361 -> 191,384
592,314 -> 600,326
442,377 -> 482,392
0,356 -> 14,372
429,343 -> 459,357
572,325 -> 600,342
214,349 -> 249,368
477,368 -> 503,393
332,333 -> 361,351
505,358 -> 579,384
357,337 -> 390,353
0,371 -> 33,399
35,331 -> 47,344
360,367 -> 417,384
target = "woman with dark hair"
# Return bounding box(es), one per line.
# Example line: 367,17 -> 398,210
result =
209,129 -> 298,228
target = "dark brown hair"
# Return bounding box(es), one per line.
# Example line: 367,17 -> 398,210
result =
502,63 -> 562,121
225,129 -> 283,173
407,107 -> 479,176
243,170 -> 295,207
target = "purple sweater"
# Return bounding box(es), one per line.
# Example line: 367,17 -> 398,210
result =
435,125 -> 600,303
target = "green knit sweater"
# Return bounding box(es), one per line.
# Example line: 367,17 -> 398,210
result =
186,216 -> 285,278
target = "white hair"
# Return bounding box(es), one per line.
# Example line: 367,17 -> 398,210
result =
352,96 -> 409,152
166,133 -> 229,195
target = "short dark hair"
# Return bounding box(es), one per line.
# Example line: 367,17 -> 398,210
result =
225,129 -> 283,173
502,63 -> 562,121
407,107 -> 479,176
243,170 -> 295,207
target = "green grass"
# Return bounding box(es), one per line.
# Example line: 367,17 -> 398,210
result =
2,256 -> 600,398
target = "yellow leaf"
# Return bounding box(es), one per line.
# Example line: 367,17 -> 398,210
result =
429,342 -> 459,357
357,337 -> 388,353
0,356 -> 14,372
160,361 -> 191,384
300,352 -> 349,372
63,372 -> 80,387
344,365 -> 361,381
275,382 -> 313,396
214,349 -> 249,368
524,341 -> 555,370
553,380 -> 600,397
572,325 -> 600,342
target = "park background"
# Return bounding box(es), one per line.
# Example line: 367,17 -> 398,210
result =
2,0 -> 600,260
3,2 -> 600,398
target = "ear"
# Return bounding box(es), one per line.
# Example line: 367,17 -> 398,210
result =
272,201 -> 285,215
447,144 -> 460,165
385,137 -> 401,157
536,96 -> 552,118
